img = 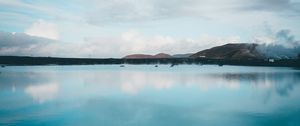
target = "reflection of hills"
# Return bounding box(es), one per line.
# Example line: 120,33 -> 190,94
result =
1,67 -> 300,98
219,72 -> 300,96
221,73 -> 260,82
0,72 -> 56,90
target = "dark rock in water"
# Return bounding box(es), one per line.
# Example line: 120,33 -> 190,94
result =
155,65 -> 158,67
120,65 -> 125,67
190,43 -> 265,60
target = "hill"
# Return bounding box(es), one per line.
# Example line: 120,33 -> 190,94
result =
190,43 -> 265,60
123,53 -> 173,59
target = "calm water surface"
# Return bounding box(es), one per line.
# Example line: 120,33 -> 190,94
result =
0,65 -> 300,126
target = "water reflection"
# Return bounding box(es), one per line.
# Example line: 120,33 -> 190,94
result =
116,71 -> 300,97
220,72 -> 300,96
0,65 -> 300,126
11,84 -> 16,93
24,83 -> 59,103
0,66 -> 300,99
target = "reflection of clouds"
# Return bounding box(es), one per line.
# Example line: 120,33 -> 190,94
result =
6,66 -> 299,98
118,71 -> 246,95
0,71 -> 59,92
122,83 -> 144,95
121,73 -> 146,95
25,83 -> 59,103
225,80 -> 240,90
153,80 -> 173,90
188,74 -> 241,90
120,72 -> 174,95
12,84 -> 16,93
116,71 -> 300,95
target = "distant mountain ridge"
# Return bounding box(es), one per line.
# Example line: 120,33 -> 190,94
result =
123,53 -> 173,59
123,43 -> 300,60
123,44 -> 265,60
190,43 -> 265,60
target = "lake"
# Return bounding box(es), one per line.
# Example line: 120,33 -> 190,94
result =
0,65 -> 300,126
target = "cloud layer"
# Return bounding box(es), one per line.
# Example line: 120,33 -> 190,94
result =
83,0 -> 300,24
25,19 -> 60,40
0,0 -> 300,57
0,30 -> 241,57
1,27 -> 299,58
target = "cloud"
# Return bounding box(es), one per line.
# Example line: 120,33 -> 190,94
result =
25,19 -> 60,40
1,0 -> 300,35
253,28 -> 300,58
275,29 -> 299,47
2,27 -> 299,59
0,30 -> 241,57
253,28 -> 300,48
84,0 -> 202,24
81,0 -> 300,25
77,29 -> 241,57
1,0 -> 300,42
239,0 -> 300,13
0,0 -> 299,59
0,31 -> 64,57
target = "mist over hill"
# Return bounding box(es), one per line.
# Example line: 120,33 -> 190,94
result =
124,43 -> 300,60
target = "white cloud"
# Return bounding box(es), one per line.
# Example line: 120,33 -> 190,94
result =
1,0 -> 300,47
79,0 -> 300,25
252,36 -> 275,45
1,28 -> 299,58
0,30 -> 242,57
74,29 -> 241,57
25,19 -> 60,40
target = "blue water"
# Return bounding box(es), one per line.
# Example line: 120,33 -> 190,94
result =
0,65 -> 300,126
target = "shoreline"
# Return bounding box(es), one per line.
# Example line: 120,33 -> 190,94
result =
1,56 -> 299,68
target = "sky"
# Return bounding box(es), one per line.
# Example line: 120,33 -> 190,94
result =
0,0 -> 300,58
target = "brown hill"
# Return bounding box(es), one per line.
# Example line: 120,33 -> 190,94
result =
123,53 -> 173,59
190,43 -> 265,60
153,53 -> 172,58
123,54 -> 153,59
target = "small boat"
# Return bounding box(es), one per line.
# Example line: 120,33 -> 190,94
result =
1,65 -> 5,68
120,65 -> 125,67
155,65 -> 158,67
